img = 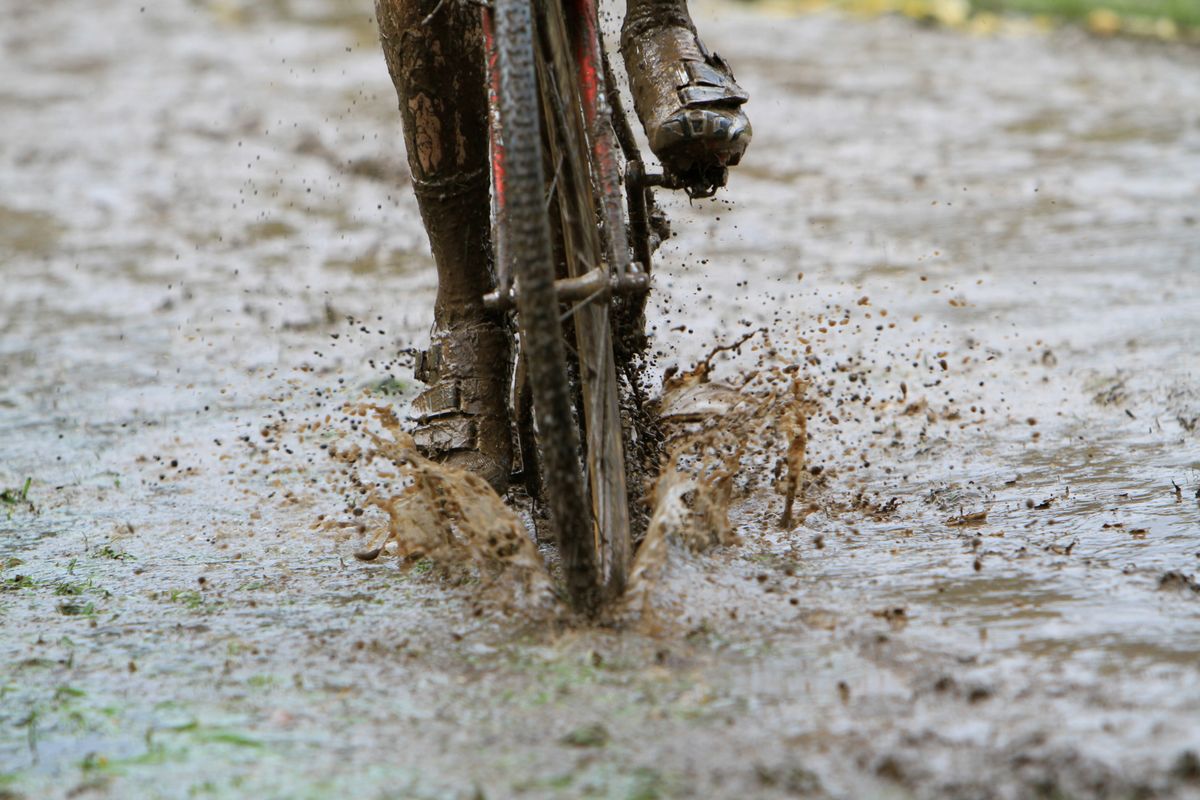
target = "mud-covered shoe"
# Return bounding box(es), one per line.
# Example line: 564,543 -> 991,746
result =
621,22 -> 751,189
411,323 -> 512,493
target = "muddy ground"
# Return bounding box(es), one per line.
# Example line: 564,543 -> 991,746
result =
2,0 -> 1200,798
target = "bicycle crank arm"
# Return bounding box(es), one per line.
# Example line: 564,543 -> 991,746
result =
482,266 -> 649,312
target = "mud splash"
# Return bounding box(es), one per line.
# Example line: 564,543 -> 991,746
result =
313,332 -> 819,628
620,340 -> 815,622
325,403 -> 557,612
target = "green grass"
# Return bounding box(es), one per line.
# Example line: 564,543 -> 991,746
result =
2,574 -> 37,591
1,477 -> 33,517
70,722 -> 264,780
785,0 -> 1200,37
0,477 -> 31,506
53,580 -> 87,596
167,589 -> 205,609
193,730 -> 263,748
972,0 -> 1200,28
93,545 -> 134,561
53,685 -> 86,701
57,601 -> 96,617
366,376 -> 407,396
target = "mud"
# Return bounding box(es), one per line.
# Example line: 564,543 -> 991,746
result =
2,1 -> 1200,798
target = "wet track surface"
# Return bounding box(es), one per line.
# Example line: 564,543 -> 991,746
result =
2,1 -> 1200,797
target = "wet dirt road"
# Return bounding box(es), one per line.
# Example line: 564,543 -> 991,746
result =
2,1 -> 1200,797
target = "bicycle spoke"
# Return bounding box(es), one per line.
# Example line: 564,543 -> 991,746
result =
544,152 -> 564,210
559,286 -> 607,325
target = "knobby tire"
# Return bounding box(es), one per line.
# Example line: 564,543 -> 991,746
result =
492,0 -> 602,613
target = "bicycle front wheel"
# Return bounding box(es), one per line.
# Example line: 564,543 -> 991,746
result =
491,0 -> 599,613
489,0 -> 633,612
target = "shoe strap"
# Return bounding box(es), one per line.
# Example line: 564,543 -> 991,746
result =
412,416 -> 478,452
678,61 -> 748,106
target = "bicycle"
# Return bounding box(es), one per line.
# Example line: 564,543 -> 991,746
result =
478,0 -> 727,614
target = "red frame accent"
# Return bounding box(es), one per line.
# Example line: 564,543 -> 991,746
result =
569,0 -> 633,276
571,0 -> 601,119
481,0 -> 630,285
482,8 -> 505,204
481,6 -> 510,291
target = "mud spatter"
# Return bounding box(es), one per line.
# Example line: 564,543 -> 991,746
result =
329,402 -> 558,614
618,344 -> 815,627
318,334 -> 815,627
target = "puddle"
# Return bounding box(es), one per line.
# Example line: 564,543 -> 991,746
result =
2,0 -> 1199,798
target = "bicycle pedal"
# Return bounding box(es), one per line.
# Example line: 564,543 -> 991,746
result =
636,163 -> 727,199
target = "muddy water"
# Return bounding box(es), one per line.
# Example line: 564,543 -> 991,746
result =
2,0 -> 1199,798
